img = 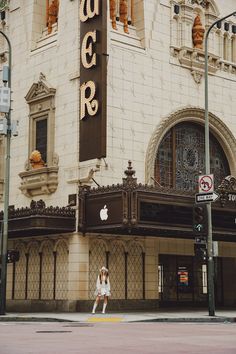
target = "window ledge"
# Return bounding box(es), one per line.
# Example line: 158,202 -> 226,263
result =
110,22 -> 143,49
19,166 -> 59,198
32,27 -> 58,52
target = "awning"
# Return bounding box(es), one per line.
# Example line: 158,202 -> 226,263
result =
78,162 -> 236,241
0,200 -> 76,238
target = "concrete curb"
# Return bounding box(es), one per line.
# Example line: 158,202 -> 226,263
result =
0,316 -> 73,322
0,315 -> 236,323
132,317 -> 236,323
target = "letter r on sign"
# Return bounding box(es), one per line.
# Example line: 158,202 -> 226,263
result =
80,81 -> 99,119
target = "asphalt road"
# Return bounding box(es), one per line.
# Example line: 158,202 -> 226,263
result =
0,322 -> 236,354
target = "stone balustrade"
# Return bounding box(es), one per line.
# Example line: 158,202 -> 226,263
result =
110,0 -> 134,34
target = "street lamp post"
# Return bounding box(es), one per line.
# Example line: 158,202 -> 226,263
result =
204,11 -> 236,317
0,30 -> 12,315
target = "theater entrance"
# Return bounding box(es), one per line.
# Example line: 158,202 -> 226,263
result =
158,255 -> 224,307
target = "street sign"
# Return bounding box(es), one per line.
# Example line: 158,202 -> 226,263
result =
195,191 -> 219,204
198,174 -> 214,193
228,192 -> 236,202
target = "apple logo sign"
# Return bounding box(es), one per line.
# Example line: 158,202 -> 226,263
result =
100,205 -> 108,221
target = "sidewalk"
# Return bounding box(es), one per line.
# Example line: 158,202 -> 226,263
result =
0,309 -> 236,323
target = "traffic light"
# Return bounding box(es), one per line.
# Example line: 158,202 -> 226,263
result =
194,243 -> 207,262
193,204 -> 207,235
7,250 -> 20,263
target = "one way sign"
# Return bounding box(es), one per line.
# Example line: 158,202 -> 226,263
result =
195,191 -> 219,204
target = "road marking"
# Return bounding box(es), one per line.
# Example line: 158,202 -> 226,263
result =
88,317 -> 123,323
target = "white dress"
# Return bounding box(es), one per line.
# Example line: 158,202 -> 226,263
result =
95,275 -> 111,297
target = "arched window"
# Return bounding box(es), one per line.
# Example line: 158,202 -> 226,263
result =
155,123 -> 230,192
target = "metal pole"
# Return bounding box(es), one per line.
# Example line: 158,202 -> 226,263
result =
0,30 -> 12,315
204,11 -> 236,317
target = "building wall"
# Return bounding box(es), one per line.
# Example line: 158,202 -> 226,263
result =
4,0 -> 80,208
1,0 -> 236,311
7,235 -> 236,310
0,0 -> 234,208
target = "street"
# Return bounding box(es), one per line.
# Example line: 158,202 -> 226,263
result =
0,322 -> 236,354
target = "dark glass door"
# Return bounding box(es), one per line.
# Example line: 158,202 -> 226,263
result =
159,254 -> 208,306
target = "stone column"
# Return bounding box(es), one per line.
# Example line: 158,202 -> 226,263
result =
67,233 -> 89,305
144,238 -> 158,301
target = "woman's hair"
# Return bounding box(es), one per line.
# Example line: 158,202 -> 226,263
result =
99,270 -> 109,284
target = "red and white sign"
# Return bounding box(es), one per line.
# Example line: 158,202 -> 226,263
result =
198,174 -> 214,193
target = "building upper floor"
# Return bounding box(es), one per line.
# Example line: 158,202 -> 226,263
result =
0,0 -> 235,209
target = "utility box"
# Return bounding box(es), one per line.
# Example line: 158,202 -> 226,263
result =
0,87 -> 10,113
0,117 -> 7,135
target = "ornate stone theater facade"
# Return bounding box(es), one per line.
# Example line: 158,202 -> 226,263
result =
0,0 -> 235,311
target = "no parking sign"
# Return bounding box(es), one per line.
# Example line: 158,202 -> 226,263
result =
198,174 -> 214,193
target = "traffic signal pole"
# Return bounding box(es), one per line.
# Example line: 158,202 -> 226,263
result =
204,10 -> 236,317
0,30 -> 12,315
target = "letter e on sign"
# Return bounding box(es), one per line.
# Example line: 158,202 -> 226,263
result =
81,30 -> 97,69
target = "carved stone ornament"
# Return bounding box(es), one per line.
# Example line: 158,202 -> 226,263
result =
122,160 -> 137,188
171,45 -> 222,81
47,0 -> 59,34
192,15 -> 205,49
19,165 -> 59,197
110,0 -> 117,30
109,0 -> 134,34
119,0 -> 129,34
217,175 -> 236,207
190,0 -> 208,8
25,73 -> 56,104
191,70 -> 203,83
29,150 -> 46,169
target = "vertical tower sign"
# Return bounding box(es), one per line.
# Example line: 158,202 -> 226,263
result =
79,0 -> 107,162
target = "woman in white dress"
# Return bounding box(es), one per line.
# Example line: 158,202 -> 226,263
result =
92,266 -> 111,314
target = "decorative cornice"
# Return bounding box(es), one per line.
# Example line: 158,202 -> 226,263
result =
171,45 -> 222,82
0,200 -> 76,238
186,0 -> 220,16
25,73 -> 56,104
191,0 -> 206,7
0,200 -> 75,219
